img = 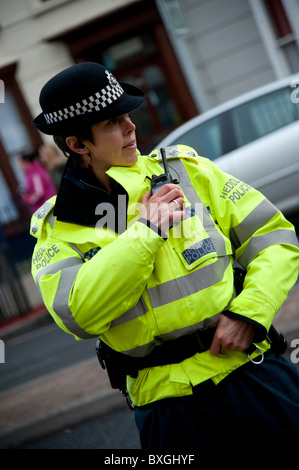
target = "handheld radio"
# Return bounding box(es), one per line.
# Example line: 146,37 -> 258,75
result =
151,148 -> 178,194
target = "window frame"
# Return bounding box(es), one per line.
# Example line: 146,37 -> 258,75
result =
0,62 -> 43,231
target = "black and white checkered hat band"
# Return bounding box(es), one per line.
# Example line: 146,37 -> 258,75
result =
44,82 -> 124,124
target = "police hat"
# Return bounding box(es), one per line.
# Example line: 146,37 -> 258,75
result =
32,62 -> 145,135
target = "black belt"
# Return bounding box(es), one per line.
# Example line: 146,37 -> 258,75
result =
96,324 -> 287,391
131,326 -> 217,371
97,326 -> 217,389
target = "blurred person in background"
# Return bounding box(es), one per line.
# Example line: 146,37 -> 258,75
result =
18,152 -> 56,213
38,144 -> 66,189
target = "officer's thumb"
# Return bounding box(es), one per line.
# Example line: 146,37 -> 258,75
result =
141,189 -> 152,204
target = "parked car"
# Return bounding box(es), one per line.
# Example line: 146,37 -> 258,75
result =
157,75 -> 299,216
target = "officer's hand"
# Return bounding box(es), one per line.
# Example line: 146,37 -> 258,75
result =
209,314 -> 255,356
139,184 -> 185,231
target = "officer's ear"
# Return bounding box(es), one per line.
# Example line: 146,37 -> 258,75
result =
66,136 -> 88,155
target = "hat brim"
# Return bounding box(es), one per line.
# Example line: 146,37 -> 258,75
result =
32,82 -> 146,136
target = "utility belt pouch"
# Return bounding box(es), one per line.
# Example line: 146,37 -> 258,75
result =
96,339 -> 137,410
96,339 -> 130,392
267,325 -> 288,354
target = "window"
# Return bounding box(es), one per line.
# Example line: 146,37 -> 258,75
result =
173,116 -> 223,160
0,63 -> 42,227
121,65 -> 181,154
0,80 -> 4,103
143,66 -> 178,129
102,35 -> 155,70
156,0 -> 188,33
264,0 -> 299,73
0,89 -> 32,175
0,172 -> 18,224
0,87 -> 33,224
0,88 -> 33,193
231,87 -> 299,147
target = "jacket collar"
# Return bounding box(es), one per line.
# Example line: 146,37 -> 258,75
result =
54,155 -> 154,228
54,159 -> 128,228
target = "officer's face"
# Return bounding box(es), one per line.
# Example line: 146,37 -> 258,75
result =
88,113 -> 138,173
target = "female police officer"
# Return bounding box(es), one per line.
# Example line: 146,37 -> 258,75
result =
31,62 -> 299,455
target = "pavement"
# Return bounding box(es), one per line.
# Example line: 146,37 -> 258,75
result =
0,310 -> 126,449
0,283 -> 299,449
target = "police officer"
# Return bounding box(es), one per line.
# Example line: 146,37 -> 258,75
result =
31,62 -> 299,455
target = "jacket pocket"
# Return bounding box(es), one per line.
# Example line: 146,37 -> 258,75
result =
171,209 -> 231,271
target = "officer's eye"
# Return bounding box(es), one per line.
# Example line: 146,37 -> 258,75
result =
108,117 -> 118,125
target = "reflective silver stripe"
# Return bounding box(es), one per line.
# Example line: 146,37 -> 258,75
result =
204,311 -> 221,328
33,201 -> 55,220
238,229 -> 299,268
68,242 -> 85,260
52,264 -> 97,339
229,199 -> 279,249
157,315 -> 221,341
35,256 -> 96,339
110,297 -> 148,328
123,339 -> 161,358
35,257 -> 83,286
163,154 -> 202,206
122,313 -> 221,358
47,211 -> 56,229
148,255 -> 230,308
120,290 -> 235,357
162,157 -> 226,252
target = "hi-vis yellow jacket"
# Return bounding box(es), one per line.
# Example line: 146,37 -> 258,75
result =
30,145 -> 299,406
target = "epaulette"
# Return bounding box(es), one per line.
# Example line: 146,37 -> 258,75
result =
148,145 -> 198,162
30,197 -> 56,238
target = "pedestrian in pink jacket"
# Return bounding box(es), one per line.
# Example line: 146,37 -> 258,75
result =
18,152 -> 57,213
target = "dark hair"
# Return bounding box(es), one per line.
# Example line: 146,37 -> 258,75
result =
53,126 -> 94,167
20,151 -> 38,162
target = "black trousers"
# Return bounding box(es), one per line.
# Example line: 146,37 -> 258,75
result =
134,352 -> 299,457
